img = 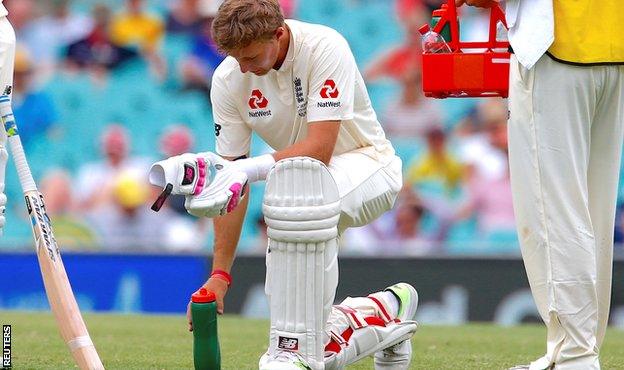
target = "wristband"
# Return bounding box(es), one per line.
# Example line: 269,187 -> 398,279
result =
210,269 -> 232,286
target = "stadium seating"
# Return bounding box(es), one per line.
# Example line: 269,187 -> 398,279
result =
7,0 -> 594,255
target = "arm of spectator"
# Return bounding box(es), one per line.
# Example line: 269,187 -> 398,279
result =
452,172 -> 480,222
363,51 -> 395,82
455,0 -> 501,7
144,49 -> 167,81
143,19 -> 167,80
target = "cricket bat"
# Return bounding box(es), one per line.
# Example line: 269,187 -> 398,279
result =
0,96 -> 104,369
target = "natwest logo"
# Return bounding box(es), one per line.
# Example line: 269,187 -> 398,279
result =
248,89 -> 269,109
320,79 -> 339,99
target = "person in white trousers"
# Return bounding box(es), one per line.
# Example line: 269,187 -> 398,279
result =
458,0 -> 623,369
0,0 -> 14,234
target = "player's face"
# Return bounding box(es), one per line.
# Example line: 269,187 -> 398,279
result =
236,41 -> 278,75
230,28 -> 285,76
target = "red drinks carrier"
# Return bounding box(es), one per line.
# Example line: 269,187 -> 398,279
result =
421,0 -> 510,98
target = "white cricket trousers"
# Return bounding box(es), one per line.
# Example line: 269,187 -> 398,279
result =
508,54 -> 624,370
0,16 -> 15,94
327,151 -> 402,234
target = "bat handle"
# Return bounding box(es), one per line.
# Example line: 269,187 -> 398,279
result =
8,135 -> 36,192
0,96 -> 36,192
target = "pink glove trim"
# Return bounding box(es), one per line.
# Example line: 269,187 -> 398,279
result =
193,157 -> 207,195
226,183 -> 243,213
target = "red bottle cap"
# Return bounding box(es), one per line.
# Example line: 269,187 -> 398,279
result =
418,24 -> 430,35
192,288 -> 216,303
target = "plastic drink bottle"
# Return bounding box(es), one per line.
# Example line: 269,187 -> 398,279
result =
493,21 -> 508,52
191,288 -> 221,370
419,24 -> 452,53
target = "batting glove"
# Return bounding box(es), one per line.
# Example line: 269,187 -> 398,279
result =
184,152 -> 248,218
149,152 -> 248,217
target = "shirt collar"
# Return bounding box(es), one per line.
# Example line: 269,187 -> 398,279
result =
277,19 -> 298,73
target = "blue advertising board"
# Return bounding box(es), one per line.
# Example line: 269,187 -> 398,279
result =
0,253 -> 209,314
2,253 -> 623,328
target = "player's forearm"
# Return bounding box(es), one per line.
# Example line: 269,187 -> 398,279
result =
273,120 -> 341,165
274,134 -> 337,165
211,189 -> 250,273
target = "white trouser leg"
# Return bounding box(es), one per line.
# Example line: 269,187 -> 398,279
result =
588,65 -> 624,349
0,17 -> 15,233
0,17 -> 15,95
508,55 -> 624,370
327,153 -> 402,233
262,157 -> 341,370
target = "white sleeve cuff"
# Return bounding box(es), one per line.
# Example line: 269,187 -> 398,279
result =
235,154 -> 276,183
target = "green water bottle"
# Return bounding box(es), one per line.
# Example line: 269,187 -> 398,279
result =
430,4 -> 458,44
191,288 -> 221,370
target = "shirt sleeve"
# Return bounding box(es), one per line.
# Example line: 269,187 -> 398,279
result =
306,33 -> 356,123
211,72 -> 252,158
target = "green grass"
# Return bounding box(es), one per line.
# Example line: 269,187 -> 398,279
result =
2,311 -> 623,369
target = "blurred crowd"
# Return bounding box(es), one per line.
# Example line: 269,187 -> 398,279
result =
3,0 -> 623,256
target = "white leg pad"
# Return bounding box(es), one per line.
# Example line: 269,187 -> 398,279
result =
262,157 -> 341,370
324,298 -> 418,370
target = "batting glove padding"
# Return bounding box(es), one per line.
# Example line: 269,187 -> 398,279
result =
149,152 -> 211,196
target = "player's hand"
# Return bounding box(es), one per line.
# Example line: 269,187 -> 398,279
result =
184,153 -> 248,218
186,277 -> 229,331
455,0 -> 500,7
204,276 -> 229,315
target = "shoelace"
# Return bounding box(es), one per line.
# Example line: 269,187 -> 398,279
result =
271,350 -> 299,362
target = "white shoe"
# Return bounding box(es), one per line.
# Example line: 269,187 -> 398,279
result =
508,365 -> 554,370
373,283 -> 419,370
259,350 -> 312,370
373,340 -> 412,369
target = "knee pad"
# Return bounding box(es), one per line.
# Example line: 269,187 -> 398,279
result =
263,157 -> 341,370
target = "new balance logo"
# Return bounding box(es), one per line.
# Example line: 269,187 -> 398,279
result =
320,79 -> 339,99
278,336 -> 299,351
248,89 -> 269,109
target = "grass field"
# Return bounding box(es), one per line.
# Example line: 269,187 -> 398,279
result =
2,311 -> 624,369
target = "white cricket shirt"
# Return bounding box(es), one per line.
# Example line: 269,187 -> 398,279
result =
0,0 -> 7,18
211,20 -> 395,164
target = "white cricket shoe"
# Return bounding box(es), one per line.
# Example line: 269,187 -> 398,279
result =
509,363 -> 555,370
372,283 -> 419,370
259,350 -> 312,370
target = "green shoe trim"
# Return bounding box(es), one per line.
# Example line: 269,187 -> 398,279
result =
386,283 -> 411,320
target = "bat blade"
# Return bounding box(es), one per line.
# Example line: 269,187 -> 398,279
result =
25,191 -> 104,370
2,95 -> 103,369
